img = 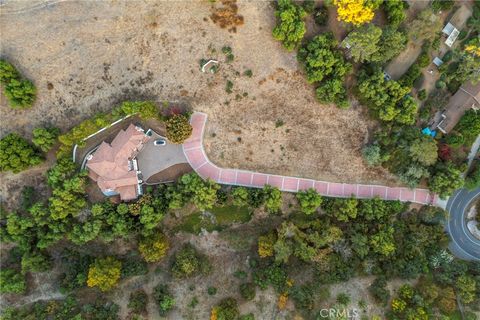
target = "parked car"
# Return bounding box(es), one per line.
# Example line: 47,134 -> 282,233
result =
154,139 -> 166,146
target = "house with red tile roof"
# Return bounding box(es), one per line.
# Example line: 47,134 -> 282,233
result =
86,123 -> 150,201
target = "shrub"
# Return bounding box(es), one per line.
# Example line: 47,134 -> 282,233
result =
128,290 -> 148,314
153,284 -> 175,316
120,101 -> 158,119
272,0 -> 307,51
21,250 -> 51,274
165,114 -> 193,144
336,293 -> 351,305
417,89 -> 427,101
208,286 -> 217,295
0,268 -> 26,294
171,244 -> 211,278
417,53 -> 430,68
0,60 -> 36,109
465,164 -> 480,190
362,144 -> 381,166
231,187 -> 249,207
263,185 -> 282,214
435,80 -> 446,89
258,232 -> 277,258
296,188 -> 322,215
399,63 -> 421,87
86,257 -> 122,292
212,298 -> 239,320
314,6 -> 329,26
138,232 -> 169,263
429,162 -> 464,199
291,283 -> 316,310
383,0 -> 406,27
369,277 -> 390,306
239,314 -> 255,320
0,133 -> 43,173
121,257 -> 148,278
240,282 -> 256,300
32,127 -> 60,152
431,0 -> 454,13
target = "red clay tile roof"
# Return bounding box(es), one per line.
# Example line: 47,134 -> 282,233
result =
87,124 -> 149,200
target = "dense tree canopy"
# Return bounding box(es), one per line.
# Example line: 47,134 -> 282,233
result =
32,127 -> 60,152
0,133 -> 43,173
358,69 -> 417,125
299,33 -> 352,108
0,59 -> 36,109
429,162 -> 464,199
343,24 -> 382,63
272,0 -> 307,51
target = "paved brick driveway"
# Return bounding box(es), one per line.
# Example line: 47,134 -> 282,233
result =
183,112 -> 438,206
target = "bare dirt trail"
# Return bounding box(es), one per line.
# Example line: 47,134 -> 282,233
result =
0,0 -> 398,192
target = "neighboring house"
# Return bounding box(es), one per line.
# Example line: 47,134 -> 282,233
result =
441,5 -> 472,48
433,81 -> 480,134
86,124 -> 150,201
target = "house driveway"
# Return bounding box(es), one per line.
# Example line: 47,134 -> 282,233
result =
137,131 -> 188,182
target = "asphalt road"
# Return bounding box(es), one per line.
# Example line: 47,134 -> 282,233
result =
446,187 -> 480,261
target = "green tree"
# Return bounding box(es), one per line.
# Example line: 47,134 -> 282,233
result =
171,244 -> 210,278
272,0 -> 307,51
165,114 -> 193,144
138,232 -> 169,263
32,127 -> 60,152
240,282 -> 256,301
231,187 -> 249,207
343,24 -> 382,63
179,173 -> 219,210
296,188 -> 322,215
0,60 -> 36,109
263,185 -> 282,214
128,289 -> 148,314
213,297 -> 240,320
429,163 -> 464,199
383,0 -> 406,27
370,226 -> 396,256
0,268 -> 26,294
0,133 -> 43,173
315,78 -> 349,108
358,69 -> 417,125
46,157 -> 78,188
329,198 -> 358,222
87,257 -> 122,292
153,284 -> 175,316
409,136 -> 438,166
68,218 -> 102,245
376,27 -> 407,63
298,33 -> 352,84
21,250 -> 52,274
455,275 -> 476,304
465,164 -> 480,190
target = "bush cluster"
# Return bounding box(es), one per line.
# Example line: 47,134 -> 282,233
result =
0,59 -> 36,109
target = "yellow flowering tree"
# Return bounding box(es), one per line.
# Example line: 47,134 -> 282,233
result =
138,232 -> 170,263
333,0 -> 374,26
87,257 -> 122,292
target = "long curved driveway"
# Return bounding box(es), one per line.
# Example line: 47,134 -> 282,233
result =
446,187 -> 480,261
182,112 -> 437,205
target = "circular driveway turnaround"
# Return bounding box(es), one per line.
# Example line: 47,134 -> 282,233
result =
182,112 -> 438,205
446,187 -> 480,261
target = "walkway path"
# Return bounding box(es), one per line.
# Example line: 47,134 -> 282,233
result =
182,112 -> 438,205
